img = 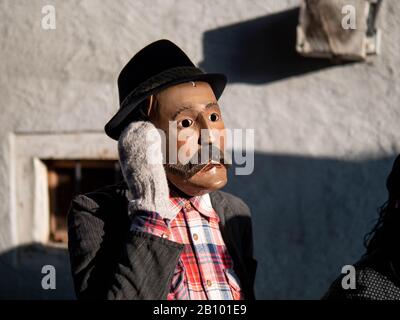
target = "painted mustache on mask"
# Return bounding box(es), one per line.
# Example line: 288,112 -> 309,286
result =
165,145 -> 231,179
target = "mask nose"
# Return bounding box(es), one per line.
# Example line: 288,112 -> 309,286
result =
197,113 -> 217,146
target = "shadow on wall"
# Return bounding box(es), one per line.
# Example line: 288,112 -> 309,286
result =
199,7 -> 352,84
222,152 -> 398,299
0,153 -> 397,299
0,243 -> 74,299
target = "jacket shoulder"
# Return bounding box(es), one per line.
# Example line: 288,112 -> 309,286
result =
67,182 -> 130,255
70,181 -> 130,214
211,190 -> 251,218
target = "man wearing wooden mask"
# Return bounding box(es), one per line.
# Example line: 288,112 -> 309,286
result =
67,40 -> 257,300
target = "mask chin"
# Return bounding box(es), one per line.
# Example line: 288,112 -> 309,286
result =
166,166 -> 228,197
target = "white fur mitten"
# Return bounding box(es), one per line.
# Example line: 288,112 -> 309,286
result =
118,121 -> 173,220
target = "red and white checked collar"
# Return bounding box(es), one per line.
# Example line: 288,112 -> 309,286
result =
168,188 -> 219,222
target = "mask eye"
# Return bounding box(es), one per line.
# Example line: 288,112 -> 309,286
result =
209,113 -> 220,122
180,119 -> 193,128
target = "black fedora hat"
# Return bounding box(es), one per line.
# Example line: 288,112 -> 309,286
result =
105,39 -> 227,140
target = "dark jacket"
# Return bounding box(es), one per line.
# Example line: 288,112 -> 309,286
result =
323,249 -> 400,300
67,181 -> 257,300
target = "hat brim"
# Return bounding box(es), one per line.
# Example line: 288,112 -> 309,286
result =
105,73 -> 227,140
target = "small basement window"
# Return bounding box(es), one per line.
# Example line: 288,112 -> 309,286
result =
45,160 -> 123,243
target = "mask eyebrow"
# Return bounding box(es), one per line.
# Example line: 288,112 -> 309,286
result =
205,102 -> 219,109
171,102 -> 220,120
172,105 -> 192,120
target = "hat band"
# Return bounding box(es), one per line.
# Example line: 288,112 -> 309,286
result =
120,66 -> 204,110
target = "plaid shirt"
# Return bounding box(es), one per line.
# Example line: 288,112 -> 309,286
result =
131,190 -> 243,300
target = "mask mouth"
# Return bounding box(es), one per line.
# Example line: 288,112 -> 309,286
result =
164,145 -> 231,179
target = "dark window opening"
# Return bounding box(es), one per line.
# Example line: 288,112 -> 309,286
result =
45,160 -> 123,243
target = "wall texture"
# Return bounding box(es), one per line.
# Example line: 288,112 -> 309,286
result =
0,0 -> 399,299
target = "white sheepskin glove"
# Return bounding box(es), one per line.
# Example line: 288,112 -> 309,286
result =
118,121 -> 173,220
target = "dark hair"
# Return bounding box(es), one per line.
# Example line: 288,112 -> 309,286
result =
117,95 -> 161,139
364,154 -> 400,254
132,99 -> 151,121
134,94 -> 160,121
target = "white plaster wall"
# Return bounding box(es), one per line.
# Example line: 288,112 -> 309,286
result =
0,0 -> 399,299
